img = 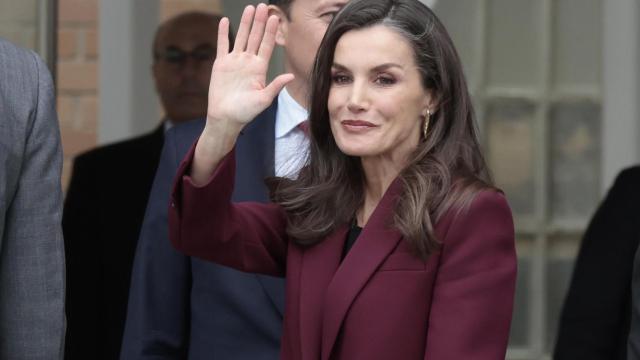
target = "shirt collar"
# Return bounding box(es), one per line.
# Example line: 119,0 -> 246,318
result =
275,87 -> 309,138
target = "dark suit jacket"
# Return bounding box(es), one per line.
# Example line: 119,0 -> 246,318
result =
554,166 -> 640,360
169,147 -> 518,360
120,102 -> 284,360
630,242 -> 640,359
63,125 -> 164,359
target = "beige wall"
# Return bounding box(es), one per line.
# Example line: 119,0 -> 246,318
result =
57,0 -> 222,190
0,0 -> 39,50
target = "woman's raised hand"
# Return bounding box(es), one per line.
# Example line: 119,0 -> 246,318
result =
206,4 -> 294,130
192,4 -> 292,185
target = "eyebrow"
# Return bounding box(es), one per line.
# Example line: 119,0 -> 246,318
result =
331,62 -> 405,72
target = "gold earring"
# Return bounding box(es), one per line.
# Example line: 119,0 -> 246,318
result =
423,109 -> 431,139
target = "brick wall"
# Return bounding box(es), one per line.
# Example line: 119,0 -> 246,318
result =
161,0 -> 222,20
57,0 -> 99,190
57,0 -> 222,190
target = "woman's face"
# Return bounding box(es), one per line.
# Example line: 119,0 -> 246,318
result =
328,25 -> 433,162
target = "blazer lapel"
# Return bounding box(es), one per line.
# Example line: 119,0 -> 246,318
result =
298,226 -> 347,360
320,179 -> 404,360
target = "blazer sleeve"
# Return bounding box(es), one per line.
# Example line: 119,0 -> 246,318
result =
120,128 -> 191,359
169,144 -> 288,277
554,169 -> 640,360
424,191 -> 517,359
0,50 -> 66,359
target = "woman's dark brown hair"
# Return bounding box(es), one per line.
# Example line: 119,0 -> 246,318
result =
272,0 -> 493,258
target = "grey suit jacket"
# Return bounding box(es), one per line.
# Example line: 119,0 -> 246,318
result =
0,38 -> 65,359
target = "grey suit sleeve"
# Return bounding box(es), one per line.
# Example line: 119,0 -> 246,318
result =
0,51 -> 65,359
630,247 -> 640,360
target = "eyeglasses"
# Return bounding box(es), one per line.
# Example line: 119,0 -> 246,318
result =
155,45 -> 216,66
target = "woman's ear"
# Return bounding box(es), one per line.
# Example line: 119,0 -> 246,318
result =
268,5 -> 289,47
423,91 -> 439,117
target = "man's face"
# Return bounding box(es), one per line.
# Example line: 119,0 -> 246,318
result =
153,18 -> 217,123
278,0 -> 349,82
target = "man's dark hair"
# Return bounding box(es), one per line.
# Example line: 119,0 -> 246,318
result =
269,0 -> 294,16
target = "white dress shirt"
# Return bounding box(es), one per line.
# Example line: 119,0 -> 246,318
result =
274,87 -> 309,178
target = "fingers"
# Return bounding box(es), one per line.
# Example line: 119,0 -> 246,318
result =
233,5 -> 255,53
264,73 -> 295,100
216,17 -> 230,58
246,3 -> 269,54
258,15 -> 280,60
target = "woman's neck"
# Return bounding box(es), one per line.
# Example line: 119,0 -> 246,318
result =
357,154 -> 405,226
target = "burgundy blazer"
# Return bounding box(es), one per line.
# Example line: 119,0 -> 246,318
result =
169,146 -> 517,360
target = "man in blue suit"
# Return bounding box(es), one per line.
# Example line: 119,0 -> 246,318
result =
64,12 -> 226,360
120,1 -> 350,359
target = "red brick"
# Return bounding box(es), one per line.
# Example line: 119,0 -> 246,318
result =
160,1 -> 222,21
56,96 -> 77,127
85,28 -> 98,59
58,0 -> 98,24
57,61 -> 98,92
77,96 -> 99,132
57,29 -> 78,60
62,158 -> 74,194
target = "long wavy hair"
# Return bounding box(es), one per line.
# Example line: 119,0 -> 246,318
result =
270,0 -> 493,258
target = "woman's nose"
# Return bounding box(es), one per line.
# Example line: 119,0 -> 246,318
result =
346,80 -> 369,113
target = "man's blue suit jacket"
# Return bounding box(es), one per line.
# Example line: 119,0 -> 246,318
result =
121,101 -> 285,360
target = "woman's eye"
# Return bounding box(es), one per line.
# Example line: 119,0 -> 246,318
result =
375,76 -> 396,86
331,74 -> 351,84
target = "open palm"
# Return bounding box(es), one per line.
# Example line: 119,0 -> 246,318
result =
207,4 -> 294,128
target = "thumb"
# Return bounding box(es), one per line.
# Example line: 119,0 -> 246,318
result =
263,73 -> 295,100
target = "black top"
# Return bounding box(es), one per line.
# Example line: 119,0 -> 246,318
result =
342,223 -> 363,260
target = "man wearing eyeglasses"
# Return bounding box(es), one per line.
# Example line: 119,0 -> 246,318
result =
62,12 -> 224,360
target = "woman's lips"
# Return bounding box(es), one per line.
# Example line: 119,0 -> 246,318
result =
341,120 -> 378,132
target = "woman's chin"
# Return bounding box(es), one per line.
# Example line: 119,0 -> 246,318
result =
336,143 -> 378,158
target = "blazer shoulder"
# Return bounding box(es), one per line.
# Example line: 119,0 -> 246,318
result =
0,39 -> 44,128
441,189 -> 512,235
469,189 -> 510,213
445,189 -> 510,224
0,39 -> 38,73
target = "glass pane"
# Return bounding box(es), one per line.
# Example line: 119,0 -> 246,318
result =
432,0 -> 481,90
545,236 -> 580,352
486,100 -> 537,217
553,0 -> 602,89
549,101 -> 601,224
487,0 -> 542,88
509,238 -> 533,348
0,0 -> 39,50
